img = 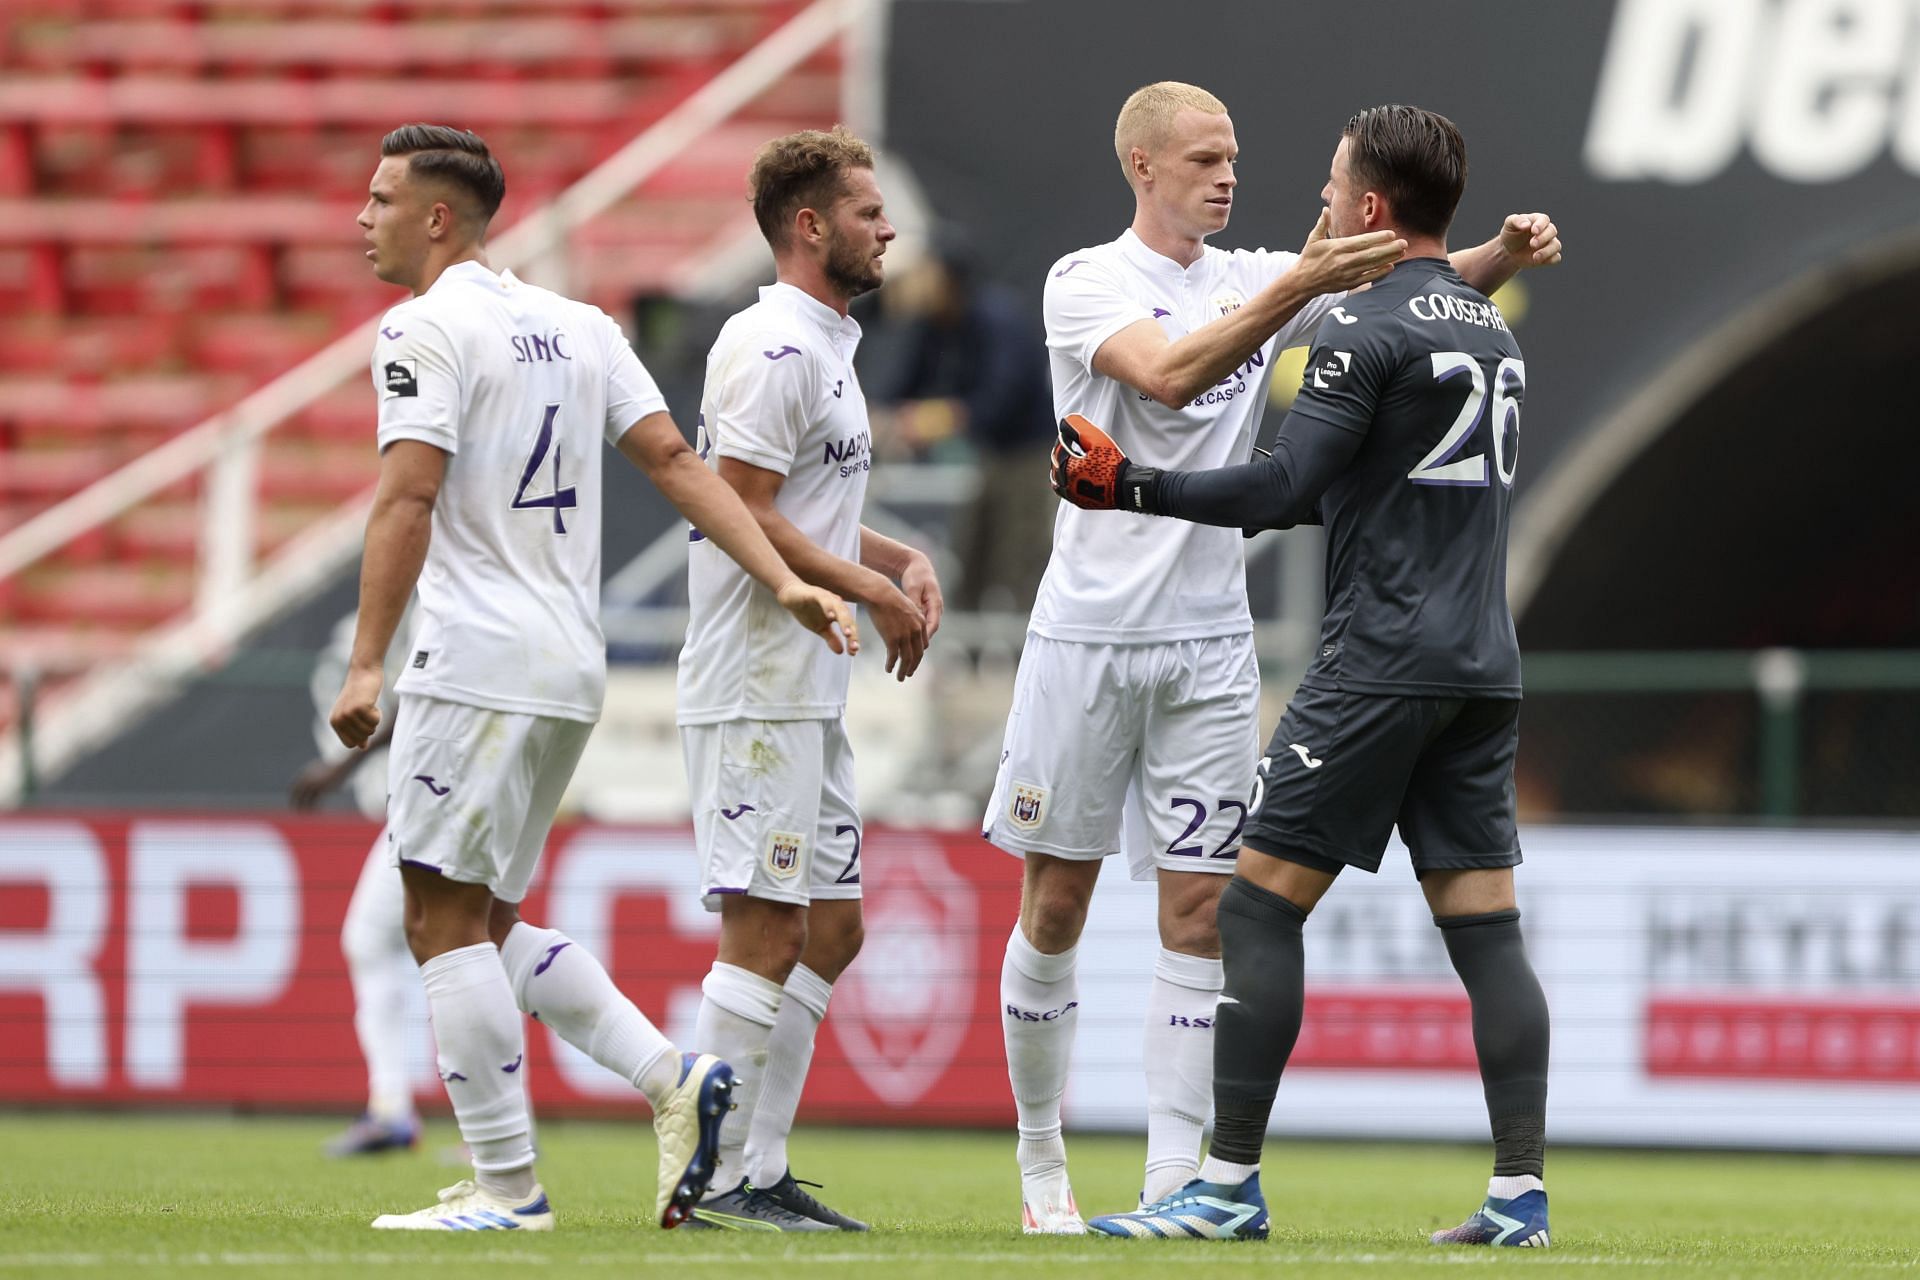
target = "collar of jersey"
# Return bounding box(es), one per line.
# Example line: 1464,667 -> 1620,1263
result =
1117,228 -> 1207,281
760,280 -> 862,342
1393,256 -> 1455,279
428,260 -> 513,293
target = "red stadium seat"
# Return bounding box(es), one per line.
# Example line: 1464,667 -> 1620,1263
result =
1,0 -> 836,645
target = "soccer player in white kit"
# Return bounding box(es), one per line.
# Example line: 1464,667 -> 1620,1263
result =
328,124 -> 856,1233
677,127 -> 942,1232
984,83 -> 1563,1230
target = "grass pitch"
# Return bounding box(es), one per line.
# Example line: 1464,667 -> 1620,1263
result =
3,1114 -> 1917,1277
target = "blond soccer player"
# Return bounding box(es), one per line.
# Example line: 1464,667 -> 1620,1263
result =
984,83 -> 1561,1232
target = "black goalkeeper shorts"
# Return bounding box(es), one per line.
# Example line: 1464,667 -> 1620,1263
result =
1241,685 -> 1522,876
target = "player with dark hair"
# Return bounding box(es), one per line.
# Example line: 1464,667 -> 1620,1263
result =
333,122 -> 856,1232
987,80 -> 1559,1236
1056,105 -> 1556,1247
675,125 -> 942,1231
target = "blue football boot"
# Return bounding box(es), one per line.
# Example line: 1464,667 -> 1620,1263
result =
1087,1174 -> 1269,1240
1430,1188 -> 1550,1248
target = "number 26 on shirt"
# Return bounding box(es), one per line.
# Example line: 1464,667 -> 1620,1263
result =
1408,354 -> 1524,489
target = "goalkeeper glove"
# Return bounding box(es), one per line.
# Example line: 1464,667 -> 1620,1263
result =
1049,413 -> 1162,513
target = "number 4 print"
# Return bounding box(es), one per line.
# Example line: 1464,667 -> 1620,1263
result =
513,402 -> 577,534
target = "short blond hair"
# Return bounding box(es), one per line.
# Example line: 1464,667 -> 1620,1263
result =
749,125 -> 876,248
1113,81 -> 1229,181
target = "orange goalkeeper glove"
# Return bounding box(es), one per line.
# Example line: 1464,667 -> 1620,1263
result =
1049,413 -> 1163,513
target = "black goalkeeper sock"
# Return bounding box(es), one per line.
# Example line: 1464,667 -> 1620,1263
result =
1207,876 -> 1309,1167
1437,908 -> 1550,1179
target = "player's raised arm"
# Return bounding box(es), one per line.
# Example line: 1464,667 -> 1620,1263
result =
1074,211 -> 1404,411
331,439 -> 443,748
616,410 -> 857,656
1449,212 -> 1563,296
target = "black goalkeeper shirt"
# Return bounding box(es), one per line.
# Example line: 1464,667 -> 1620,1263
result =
1155,257 -> 1524,698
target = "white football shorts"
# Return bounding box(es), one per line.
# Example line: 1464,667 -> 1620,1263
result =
385,694 -> 592,904
984,632 -> 1260,880
681,716 -> 862,910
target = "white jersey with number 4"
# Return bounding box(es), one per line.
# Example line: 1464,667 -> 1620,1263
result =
1035,229 -> 1342,643
677,282 -> 870,725
372,260 -> 667,723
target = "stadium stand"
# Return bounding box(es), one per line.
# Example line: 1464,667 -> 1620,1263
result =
0,0 -> 840,733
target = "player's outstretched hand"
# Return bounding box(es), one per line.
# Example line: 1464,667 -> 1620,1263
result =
1294,208 -> 1405,295
867,582 -> 928,681
1499,212 -> 1562,267
1051,413 -> 1131,509
329,667 -> 384,750
776,581 -> 861,656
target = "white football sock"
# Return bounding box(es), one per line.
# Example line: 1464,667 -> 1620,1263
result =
693,962 -> 785,1193
1142,947 -> 1222,1203
340,851 -> 418,1124
745,963 -> 832,1186
1001,924 -> 1079,1176
1198,1154 -> 1259,1188
500,923 -> 679,1105
420,942 -> 535,1198
1489,1174 -> 1545,1199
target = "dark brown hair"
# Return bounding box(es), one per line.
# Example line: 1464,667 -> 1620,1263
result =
1341,105 -> 1467,239
381,123 -> 506,226
748,125 -> 876,249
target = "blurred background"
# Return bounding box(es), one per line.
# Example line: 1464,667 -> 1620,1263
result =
3,0 -> 1918,1149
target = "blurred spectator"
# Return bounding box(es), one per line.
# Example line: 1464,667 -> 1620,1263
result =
292,602 -> 427,1157
874,228 -> 1055,612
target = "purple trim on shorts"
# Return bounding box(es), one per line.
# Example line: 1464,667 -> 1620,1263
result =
707,886 -> 749,895
399,858 -> 444,876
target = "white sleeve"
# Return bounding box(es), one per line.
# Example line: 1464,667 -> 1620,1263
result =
373,312 -> 461,455
1043,256 -> 1155,372
1246,248 -> 1347,352
602,317 -> 669,445
708,332 -> 810,476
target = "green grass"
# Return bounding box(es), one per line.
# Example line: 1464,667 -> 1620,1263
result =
3,1114 -> 1918,1277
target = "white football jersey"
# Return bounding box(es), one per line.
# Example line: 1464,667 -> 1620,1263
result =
677,282 -> 869,724
1033,229 -> 1342,643
373,260 -> 667,722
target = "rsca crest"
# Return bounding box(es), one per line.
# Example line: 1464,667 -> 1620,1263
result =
764,830 -> 805,879
1008,781 -> 1048,830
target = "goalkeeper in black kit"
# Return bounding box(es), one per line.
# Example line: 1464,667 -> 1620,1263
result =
1055,104 -> 1561,1248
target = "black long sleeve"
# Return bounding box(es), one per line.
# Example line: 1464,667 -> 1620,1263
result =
1153,410 -> 1365,530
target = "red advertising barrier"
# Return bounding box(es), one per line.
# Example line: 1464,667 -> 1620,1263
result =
0,815 -> 1023,1124
1646,998 -> 1920,1083
1294,991 -> 1477,1073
